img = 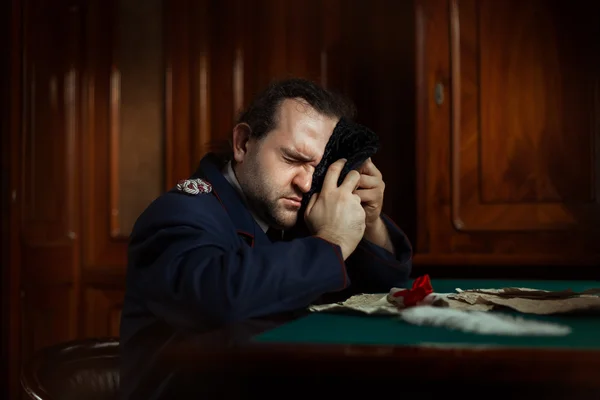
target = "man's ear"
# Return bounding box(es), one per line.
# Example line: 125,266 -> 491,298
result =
232,123 -> 252,163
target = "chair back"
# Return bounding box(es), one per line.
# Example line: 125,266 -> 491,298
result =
21,337 -> 120,400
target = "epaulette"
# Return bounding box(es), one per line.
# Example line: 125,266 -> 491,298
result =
175,178 -> 213,195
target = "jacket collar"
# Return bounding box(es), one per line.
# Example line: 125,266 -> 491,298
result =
192,153 -> 269,246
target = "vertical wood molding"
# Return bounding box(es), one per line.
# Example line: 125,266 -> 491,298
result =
414,0 -> 430,254
594,77 -> 600,203
449,0 -> 463,231
109,67 -> 121,237
232,0 -> 245,121
232,47 -> 244,121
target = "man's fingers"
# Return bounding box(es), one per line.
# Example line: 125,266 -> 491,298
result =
354,188 -> 378,204
357,174 -> 380,189
358,158 -> 382,178
322,158 -> 347,192
340,170 -> 361,192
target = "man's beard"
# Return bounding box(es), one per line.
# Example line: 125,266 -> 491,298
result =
237,158 -> 299,230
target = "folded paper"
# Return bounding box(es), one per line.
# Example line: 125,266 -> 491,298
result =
442,288 -> 600,315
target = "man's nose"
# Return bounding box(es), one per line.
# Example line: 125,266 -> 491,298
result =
293,169 -> 313,193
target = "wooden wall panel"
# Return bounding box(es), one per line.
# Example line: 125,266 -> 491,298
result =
453,0 -> 600,231
82,0 -> 129,271
19,0 -> 83,373
415,0 -> 451,257
415,0 -> 600,268
21,0 -> 81,269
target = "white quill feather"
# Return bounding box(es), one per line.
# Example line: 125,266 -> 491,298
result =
398,306 -> 571,336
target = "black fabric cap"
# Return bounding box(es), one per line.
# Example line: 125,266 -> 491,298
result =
300,117 -> 380,210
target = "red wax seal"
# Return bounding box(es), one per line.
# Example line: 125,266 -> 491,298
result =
392,274 -> 433,307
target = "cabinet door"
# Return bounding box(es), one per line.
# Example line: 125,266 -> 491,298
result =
418,0 -> 600,266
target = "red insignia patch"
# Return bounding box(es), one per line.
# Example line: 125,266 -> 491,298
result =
176,178 -> 212,195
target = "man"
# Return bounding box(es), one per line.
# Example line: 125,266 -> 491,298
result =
119,78 -> 412,399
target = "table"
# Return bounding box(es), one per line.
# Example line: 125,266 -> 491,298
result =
255,279 -> 600,349
160,279 -> 600,399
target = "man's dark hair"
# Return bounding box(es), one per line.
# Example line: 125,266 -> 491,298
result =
236,78 -> 356,140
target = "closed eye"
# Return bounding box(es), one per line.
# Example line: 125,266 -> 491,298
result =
281,148 -> 316,165
283,156 -> 302,165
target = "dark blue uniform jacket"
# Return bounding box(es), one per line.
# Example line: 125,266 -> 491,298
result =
119,153 -> 412,399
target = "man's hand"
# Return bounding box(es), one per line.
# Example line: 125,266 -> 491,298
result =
304,159 -> 366,260
355,158 -> 395,255
355,158 -> 384,225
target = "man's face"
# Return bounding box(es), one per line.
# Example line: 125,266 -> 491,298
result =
234,98 -> 337,230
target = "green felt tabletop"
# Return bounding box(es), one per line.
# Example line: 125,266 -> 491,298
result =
254,279 -> 600,349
